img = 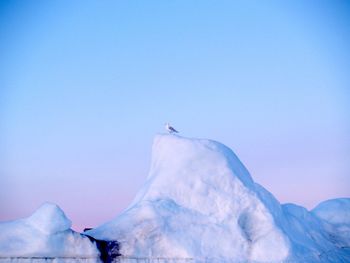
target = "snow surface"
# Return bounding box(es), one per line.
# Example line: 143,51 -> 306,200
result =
86,134 -> 350,262
1,135 -> 349,262
0,202 -> 100,259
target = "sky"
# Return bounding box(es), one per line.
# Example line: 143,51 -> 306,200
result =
0,0 -> 349,231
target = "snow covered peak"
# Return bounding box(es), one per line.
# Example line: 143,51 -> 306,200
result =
131,134 -> 255,213
27,202 -> 72,234
150,134 -> 254,185
86,134 -> 350,261
88,134 -> 291,261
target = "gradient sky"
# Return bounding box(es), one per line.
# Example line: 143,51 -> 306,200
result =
0,0 -> 349,231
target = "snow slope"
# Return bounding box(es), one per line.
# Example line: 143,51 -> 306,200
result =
87,134 -> 350,262
0,202 -> 100,259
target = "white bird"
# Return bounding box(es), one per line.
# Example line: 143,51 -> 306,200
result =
165,123 -> 179,134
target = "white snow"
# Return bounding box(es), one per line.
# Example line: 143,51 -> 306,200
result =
87,134 -> 350,262
1,135 -> 349,262
0,202 -> 100,259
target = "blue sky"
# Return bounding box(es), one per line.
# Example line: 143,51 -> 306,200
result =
1,0 -> 349,230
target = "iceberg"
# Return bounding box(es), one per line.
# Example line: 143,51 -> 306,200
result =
1,135 -> 349,262
86,134 -> 350,262
0,202 -> 100,260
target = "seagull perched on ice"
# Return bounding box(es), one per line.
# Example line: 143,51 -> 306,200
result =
165,123 -> 179,134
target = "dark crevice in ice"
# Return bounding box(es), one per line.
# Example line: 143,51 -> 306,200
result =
84,233 -> 121,263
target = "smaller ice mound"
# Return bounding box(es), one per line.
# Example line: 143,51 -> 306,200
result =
282,203 -> 340,261
312,198 -> 350,247
312,198 -> 350,226
0,202 -> 100,258
26,202 -> 72,234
